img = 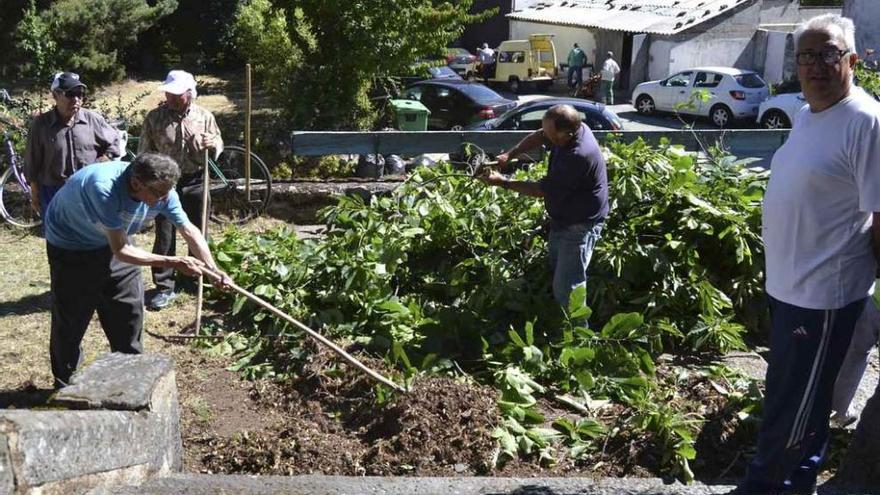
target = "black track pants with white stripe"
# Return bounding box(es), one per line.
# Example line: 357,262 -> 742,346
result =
744,295 -> 866,492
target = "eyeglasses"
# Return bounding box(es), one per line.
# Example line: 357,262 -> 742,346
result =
63,89 -> 85,99
796,49 -> 850,66
139,180 -> 170,199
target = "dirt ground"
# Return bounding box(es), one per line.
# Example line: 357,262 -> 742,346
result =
0,222 -> 749,482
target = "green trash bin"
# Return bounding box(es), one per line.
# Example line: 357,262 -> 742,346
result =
390,99 -> 430,131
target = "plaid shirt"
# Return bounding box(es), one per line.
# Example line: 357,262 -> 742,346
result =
138,102 -> 223,175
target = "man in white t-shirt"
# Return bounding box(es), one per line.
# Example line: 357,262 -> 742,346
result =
477,43 -> 496,81
599,52 -> 620,105
739,14 -> 880,495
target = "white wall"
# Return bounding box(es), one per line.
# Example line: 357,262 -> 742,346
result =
509,21 -> 599,68
762,30 -> 790,84
844,0 -> 880,56
760,0 -> 842,29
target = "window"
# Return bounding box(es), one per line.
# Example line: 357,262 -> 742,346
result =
665,72 -> 692,87
516,108 -> 550,130
734,73 -> 767,89
581,111 -> 609,130
694,72 -> 723,88
402,86 -> 423,101
499,51 -> 525,63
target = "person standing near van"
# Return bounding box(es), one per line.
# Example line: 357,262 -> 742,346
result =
567,43 -> 588,89
600,52 -> 621,105
478,43 -> 496,81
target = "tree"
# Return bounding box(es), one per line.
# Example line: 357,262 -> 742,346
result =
14,0 -> 177,83
234,0 -> 496,130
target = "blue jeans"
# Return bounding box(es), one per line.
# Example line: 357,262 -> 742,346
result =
567,66 -> 583,88
548,222 -> 602,309
39,184 -> 64,216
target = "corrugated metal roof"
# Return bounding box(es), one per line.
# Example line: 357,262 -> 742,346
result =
506,0 -> 753,35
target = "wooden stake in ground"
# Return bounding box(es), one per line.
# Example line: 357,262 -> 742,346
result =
245,63 -> 252,202
193,149 -> 210,334
200,267 -> 405,393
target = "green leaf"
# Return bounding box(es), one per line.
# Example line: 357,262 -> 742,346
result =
600,312 -> 644,338
559,347 -> 595,367
508,329 -> 526,347
567,285 -> 587,316
232,295 -> 247,314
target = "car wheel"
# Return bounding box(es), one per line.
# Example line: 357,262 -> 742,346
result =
450,124 -> 464,131
635,94 -> 655,115
760,110 -> 791,129
508,77 -> 520,93
710,104 -> 733,128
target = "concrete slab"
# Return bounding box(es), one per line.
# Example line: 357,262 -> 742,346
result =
106,474 -> 738,495
52,354 -> 174,411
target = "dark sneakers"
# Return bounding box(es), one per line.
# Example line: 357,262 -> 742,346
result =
146,290 -> 177,311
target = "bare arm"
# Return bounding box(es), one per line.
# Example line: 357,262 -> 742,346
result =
503,129 -> 545,162
104,227 -> 204,275
179,222 -> 219,271
481,170 -> 544,198
179,222 -> 233,288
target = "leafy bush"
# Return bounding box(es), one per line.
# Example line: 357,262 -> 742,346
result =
855,60 -> 880,99
11,0 -> 177,83
209,140 -> 768,480
233,0 -> 496,130
13,0 -> 57,79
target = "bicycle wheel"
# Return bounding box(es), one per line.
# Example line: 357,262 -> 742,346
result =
209,145 -> 272,225
0,166 -> 41,229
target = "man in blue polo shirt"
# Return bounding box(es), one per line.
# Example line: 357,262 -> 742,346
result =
44,152 -> 231,388
480,104 -> 608,313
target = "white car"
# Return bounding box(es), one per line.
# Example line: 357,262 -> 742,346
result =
633,67 -> 770,127
757,92 -> 806,129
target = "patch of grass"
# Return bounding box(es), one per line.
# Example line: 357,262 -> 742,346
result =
0,217 -> 291,390
187,395 -> 214,423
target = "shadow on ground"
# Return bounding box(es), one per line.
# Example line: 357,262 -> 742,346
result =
0,290 -> 51,317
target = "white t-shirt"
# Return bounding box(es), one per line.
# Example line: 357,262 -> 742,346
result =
763,88 -> 880,309
601,59 -> 620,81
478,48 -> 495,65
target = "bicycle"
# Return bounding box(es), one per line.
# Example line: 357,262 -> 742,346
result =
0,116 -> 40,229
124,136 -> 272,225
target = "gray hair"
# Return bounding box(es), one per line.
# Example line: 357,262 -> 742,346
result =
130,153 -> 181,186
794,14 -> 857,53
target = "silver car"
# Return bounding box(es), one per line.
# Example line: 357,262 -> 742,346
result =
633,67 -> 770,127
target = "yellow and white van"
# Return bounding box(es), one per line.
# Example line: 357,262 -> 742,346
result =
478,34 -> 558,93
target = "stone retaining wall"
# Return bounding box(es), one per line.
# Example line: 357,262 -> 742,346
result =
267,179 -> 401,224
0,354 -> 182,495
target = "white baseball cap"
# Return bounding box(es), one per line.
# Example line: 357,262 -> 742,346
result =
158,70 -> 197,97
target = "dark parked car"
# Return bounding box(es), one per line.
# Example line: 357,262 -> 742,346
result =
465,97 -> 623,131
400,79 -> 516,130
397,65 -> 462,87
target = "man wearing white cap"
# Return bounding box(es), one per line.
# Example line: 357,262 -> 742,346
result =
24,72 -> 121,215
139,70 -> 223,310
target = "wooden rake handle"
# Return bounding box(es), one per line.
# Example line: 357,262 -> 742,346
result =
201,267 -> 405,393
